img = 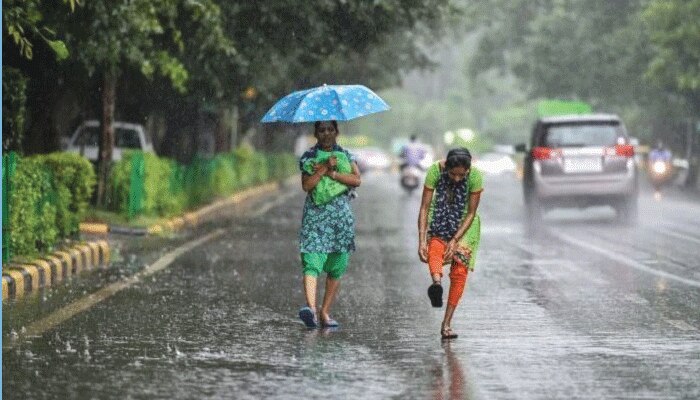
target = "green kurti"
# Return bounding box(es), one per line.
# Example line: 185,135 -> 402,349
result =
424,162 -> 484,270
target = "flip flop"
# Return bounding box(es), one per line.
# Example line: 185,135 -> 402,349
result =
321,318 -> 340,328
428,283 -> 443,308
298,306 -> 318,328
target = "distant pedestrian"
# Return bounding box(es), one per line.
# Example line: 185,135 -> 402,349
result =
417,148 -> 483,339
297,120 -> 361,329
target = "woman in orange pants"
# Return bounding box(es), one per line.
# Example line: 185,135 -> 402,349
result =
418,148 -> 483,339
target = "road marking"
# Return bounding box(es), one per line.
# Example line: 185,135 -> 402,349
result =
551,229 -> 700,288
8,189 -> 293,346
665,319 -> 697,332
13,229 -> 226,343
660,228 -> 700,246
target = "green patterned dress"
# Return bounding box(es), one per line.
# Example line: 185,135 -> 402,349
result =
299,145 -> 356,254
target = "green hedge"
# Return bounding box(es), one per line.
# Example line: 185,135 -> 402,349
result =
109,151 -> 187,217
42,153 -> 96,237
5,153 -> 95,259
109,148 -> 298,220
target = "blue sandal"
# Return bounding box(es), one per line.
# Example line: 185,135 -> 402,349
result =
321,318 -> 339,328
298,306 -> 318,328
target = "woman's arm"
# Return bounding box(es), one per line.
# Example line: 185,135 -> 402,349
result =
301,163 -> 329,192
329,162 -> 361,188
418,186 -> 434,262
444,191 -> 482,261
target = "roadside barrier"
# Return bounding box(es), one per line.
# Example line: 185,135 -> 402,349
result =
2,240 -> 109,302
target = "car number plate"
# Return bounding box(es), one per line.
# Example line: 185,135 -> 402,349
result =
563,157 -> 602,174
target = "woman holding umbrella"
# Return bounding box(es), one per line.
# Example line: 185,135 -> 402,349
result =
418,147 -> 483,339
297,120 -> 361,328
261,84 -> 388,328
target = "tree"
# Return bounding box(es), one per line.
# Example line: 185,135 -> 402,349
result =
643,0 -> 700,110
61,0 -> 190,206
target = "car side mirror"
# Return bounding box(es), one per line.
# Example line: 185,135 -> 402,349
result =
514,143 -> 527,153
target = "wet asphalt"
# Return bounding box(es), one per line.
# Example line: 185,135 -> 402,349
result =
3,172 -> 700,399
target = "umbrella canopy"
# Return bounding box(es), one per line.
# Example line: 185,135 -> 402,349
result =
261,84 -> 390,123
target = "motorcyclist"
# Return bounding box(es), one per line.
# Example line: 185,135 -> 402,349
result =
400,135 -> 427,171
647,140 -> 673,193
648,140 -> 672,163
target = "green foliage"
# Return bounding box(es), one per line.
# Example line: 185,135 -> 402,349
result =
3,0 -> 74,60
643,0 -> 700,106
8,156 -> 58,257
110,151 -> 187,219
41,153 -> 96,237
267,153 -> 298,181
107,149 -> 295,220
232,145 -> 258,189
210,154 -> 237,197
3,152 -> 95,259
2,68 -> 29,153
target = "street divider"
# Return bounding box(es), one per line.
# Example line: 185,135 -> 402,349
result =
2,240 -> 109,302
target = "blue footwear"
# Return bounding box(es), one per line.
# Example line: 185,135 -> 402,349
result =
321,318 -> 339,328
298,307 -> 318,328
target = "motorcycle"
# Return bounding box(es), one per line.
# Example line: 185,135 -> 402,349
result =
400,165 -> 423,194
647,159 -> 673,191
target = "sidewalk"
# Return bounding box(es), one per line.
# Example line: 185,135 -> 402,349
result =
2,180 -> 289,302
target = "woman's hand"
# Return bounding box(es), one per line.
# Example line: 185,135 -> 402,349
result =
443,239 -> 457,263
312,162 -> 329,175
419,240 -> 428,263
327,155 -> 338,170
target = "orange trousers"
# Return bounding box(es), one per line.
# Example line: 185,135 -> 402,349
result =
428,237 -> 469,307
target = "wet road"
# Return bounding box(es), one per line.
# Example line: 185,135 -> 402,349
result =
3,172 -> 700,399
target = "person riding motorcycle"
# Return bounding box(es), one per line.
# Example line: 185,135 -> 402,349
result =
400,135 -> 427,193
400,135 -> 427,171
647,140 -> 673,191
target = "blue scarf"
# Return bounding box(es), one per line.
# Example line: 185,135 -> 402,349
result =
429,171 -> 468,241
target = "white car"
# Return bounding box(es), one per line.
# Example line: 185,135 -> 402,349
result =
65,120 -> 154,162
472,152 -> 517,175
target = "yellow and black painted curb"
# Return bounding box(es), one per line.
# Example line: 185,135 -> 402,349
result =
2,240 -> 110,302
79,181 -> 283,236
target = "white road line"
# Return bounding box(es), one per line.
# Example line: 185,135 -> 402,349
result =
551,229 -> 700,288
660,228 -> 700,246
12,229 -> 226,343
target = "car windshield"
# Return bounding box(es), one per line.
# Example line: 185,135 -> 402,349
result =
544,123 -> 620,147
76,126 -> 141,148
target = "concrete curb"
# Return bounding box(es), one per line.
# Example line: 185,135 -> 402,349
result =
79,181 -> 284,236
2,240 -> 110,302
3,178 -> 297,304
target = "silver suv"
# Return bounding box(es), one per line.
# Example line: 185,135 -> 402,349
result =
516,114 -> 638,224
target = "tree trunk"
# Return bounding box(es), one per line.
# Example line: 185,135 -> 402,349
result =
214,104 -> 230,153
96,71 -> 116,207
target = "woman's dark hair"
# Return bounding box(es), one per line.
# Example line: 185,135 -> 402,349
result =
314,120 -> 339,133
445,148 -> 472,170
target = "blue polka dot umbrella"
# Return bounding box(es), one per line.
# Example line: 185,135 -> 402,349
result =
261,84 -> 390,123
